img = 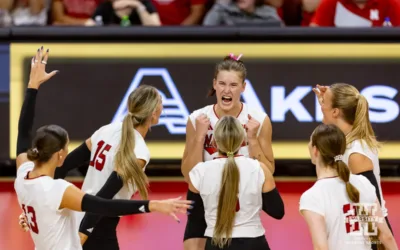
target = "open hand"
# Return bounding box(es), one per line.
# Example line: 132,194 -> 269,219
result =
149,196 -> 193,223
28,46 -> 59,89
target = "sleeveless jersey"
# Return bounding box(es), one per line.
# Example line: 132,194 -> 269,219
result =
189,103 -> 267,162
300,175 -> 378,250
189,156 -> 265,238
342,139 -> 387,217
14,162 -> 81,250
76,122 -> 150,224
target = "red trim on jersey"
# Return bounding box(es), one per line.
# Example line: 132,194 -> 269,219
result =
213,103 -> 244,119
213,154 -> 244,160
25,171 -> 46,180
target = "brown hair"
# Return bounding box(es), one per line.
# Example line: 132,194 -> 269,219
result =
212,116 -> 245,248
330,83 -> 380,150
27,125 -> 69,163
208,55 -> 247,97
114,85 -> 160,200
312,124 -> 383,249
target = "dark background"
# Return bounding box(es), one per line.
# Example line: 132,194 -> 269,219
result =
24,57 -> 400,143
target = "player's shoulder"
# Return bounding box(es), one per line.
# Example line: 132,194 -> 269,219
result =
301,182 -> 322,200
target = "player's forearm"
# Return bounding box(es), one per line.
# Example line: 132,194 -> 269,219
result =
248,139 -> 274,173
81,194 -> 151,216
17,88 -> 38,156
182,137 -> 204,179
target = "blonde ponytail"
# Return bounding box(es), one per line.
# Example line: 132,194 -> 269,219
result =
115,114 -> 149,199
346,94 -> 380,150
213,154 -> 240,248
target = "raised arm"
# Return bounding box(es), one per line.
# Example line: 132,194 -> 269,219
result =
181,115 -> 209,181
246,115 -> 275,173
16,47 -> 58,169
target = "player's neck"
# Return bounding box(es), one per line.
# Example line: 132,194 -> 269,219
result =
336,120 -> 353,137
316,164 -> 338,180
135,124 -> 149,138
215,102 -> 243,117
30,163 -> 56,178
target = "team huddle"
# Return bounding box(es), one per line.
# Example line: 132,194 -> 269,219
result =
14,47 -> 397,250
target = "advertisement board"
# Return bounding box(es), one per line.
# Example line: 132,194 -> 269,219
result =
10,43 -> 400,159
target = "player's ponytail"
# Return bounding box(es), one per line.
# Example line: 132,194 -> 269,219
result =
212,116 -> 245,248
330,83 -> 380,151
336,158 -> 360,203
114,85 -> 160,200
209,54 -> 247,97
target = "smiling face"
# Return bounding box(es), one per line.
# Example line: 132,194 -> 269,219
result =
213,70 -> 246,112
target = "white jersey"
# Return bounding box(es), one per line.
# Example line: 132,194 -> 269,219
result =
299,175 -> 378,250
189,156 -> 265,238
14,162 -> 81,250
189,103 -> 267,161
342,140 -> 387,217
76,122 -> 150,223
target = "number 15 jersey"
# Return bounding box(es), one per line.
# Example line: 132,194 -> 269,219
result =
81,122 -> 151,201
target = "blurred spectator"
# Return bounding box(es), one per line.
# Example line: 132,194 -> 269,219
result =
52,0 -> 102,25
11,0 -> 49,26
86,0 -> 161,25
0,0 -> 13,26
311,0 -> 400,26
203,0 -> 283,26
151,0 -> 206,25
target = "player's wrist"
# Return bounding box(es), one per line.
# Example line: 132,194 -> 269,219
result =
247,138 -> 258,145
148,200 -> 159,212
194,135 -> 205,143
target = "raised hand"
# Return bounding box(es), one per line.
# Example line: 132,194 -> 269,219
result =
245,114 -> 260,140
195,114 -> 210,142
28,46 -> 59,89
149,196 -> 193,223
312,84 -> 329,106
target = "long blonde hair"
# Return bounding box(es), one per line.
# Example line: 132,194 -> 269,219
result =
212,116 -> 245,248
330,83 -> 380,150
312,124 -> 384,249
115,85 -> 160,200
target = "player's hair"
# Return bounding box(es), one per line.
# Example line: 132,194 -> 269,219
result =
212,116 -> 245,248
115,85 -> 160,200
208,54 -> 247,97
312,124 -> 383,249
27,125 -> 69,163
330,83 -> 380,150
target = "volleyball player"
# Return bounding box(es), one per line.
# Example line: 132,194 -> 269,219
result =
188,116 -> 284,250
313,83 -> 393,233
15,47 -> 193,250
181,54 -> 276,250
299,124 -> 397,250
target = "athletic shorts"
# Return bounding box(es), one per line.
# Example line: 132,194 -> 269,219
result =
183,190 -> 207,241
205,236 -> 270,250
83,217 -> 120,250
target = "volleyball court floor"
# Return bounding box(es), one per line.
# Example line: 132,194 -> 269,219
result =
0,179 -> 399,250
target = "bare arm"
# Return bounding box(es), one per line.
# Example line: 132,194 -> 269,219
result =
374,198 -> 398,249
0,0 -> 13,10
52,1 -> 89,25
181,119 -> 204,182
259,162 -> 276,192
248,116 -> 275,173
136,3 -> 161,25
181,4 -> 205,25
29,0 -> 45,15
348,153 -> 373,174
301,210 -> 329,250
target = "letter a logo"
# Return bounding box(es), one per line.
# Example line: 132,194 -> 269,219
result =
112,68 -> 190,134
